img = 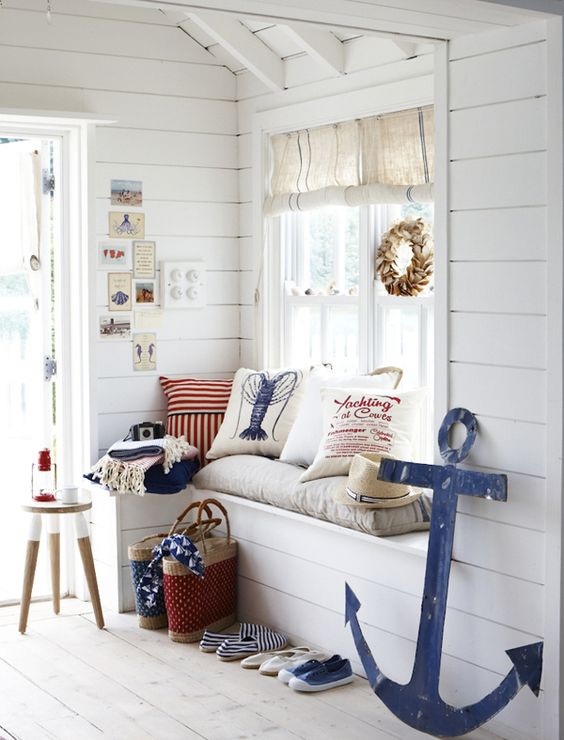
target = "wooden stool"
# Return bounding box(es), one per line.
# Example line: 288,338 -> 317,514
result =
19,499 -> 104,633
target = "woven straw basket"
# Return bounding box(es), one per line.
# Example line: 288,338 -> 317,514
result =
163,498 -> 237,643
128,500 -> 221,630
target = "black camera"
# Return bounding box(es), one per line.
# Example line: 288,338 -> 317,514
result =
128,421 -> 165,441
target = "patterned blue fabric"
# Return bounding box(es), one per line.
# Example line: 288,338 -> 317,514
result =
130,558 -> 166,618
137,534 -> 205,609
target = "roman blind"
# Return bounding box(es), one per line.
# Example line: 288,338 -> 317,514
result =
264,105 -> 434,216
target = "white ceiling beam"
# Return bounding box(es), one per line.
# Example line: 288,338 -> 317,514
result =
279,23 -> 345,76
389,38 -> 417,58
186,10 -> 285,92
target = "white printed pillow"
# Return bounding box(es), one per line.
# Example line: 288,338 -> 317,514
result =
280,366 -> 402,468
206,366 -> 308,460
300,386 -> 425,482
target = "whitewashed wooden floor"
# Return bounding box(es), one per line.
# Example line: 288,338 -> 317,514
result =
0,600 -> 504,740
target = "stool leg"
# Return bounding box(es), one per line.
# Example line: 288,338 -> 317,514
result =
19,514 -> 42,634
74,513 -> 104,629
47,514 -> 60,615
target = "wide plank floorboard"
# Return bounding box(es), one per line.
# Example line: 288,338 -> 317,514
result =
0,600 -> 504,740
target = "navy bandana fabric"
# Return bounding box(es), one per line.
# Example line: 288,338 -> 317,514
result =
137,534 -> 205,608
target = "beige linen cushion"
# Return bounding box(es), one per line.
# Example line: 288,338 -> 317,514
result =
300,386 -> 425,482
206,366 -> 308,460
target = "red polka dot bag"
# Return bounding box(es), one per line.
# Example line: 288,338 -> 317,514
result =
163,498 -> 237,643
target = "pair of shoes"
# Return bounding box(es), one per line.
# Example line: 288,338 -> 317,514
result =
258,648 -> 328,676
241,645 -> 308,670
199,623 -> 287,662
284,654 -> 354,692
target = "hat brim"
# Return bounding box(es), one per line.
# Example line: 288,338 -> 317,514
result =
334,484 -> 423,509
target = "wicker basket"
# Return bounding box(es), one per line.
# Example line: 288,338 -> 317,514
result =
128,500 -> 220,630
163,498 -> 237,643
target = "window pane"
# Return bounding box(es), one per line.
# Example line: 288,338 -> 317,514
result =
287,305 -> 321,367
380,305 -> 420,388
304,207 -> 359,294
326,305 -> 359,372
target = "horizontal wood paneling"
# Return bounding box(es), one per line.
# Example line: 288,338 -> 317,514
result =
449,19 -> 547,61
449,41 -> 546,110
0,8 -> 215,64
96,128 -> 238,170
96,164 -> 238,203
450,313 -> 546,369
449,152 -> 546,210
96,201 -> 239,239
0,83 -> 237,134
450,97 -> 546,160
97,411 -> 167,452
449,208 -> 547,262
100,236 -> 239,270
450,363 -> 546,423
96,338 -> 239,379
0,45 -> 235,99
449,262 -> 546,315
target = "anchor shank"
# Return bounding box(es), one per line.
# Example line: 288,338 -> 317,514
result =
410,470 -> 459,698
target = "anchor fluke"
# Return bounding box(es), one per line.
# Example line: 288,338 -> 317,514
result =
345,582 -> 361,625
506,642 -> 543,696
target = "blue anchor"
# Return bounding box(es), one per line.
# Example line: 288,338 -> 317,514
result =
345,408 -> 543,738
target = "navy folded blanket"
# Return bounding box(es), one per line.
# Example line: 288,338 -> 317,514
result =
84,458 -> 200,495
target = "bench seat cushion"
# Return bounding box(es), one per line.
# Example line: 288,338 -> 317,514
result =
193,455 -> 431,537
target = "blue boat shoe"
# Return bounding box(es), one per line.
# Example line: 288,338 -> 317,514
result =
288,656 -> 354,692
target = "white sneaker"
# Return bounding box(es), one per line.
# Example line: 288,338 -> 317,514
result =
259,647 -> 320,676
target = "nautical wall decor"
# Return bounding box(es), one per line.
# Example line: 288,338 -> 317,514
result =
345,407 -> 543,738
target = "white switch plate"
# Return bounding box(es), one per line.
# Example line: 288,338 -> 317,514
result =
160,261 -> 206,309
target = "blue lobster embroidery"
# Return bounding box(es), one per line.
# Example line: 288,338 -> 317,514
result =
232,370 -> 303,442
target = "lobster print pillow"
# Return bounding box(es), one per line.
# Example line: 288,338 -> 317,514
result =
299,386 -> 425,482
206,366 -> 308,460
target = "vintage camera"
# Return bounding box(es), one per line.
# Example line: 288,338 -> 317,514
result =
128,421 -> 165,441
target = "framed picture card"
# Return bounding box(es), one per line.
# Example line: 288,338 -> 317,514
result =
134,280 -> 156,306
108,272 -> 132,312
133,332 -> 157,372
98,313 -> 132,340
111,179 -> 142,207
98,241 -> 130,269
133,240 -> 156,279
109,211 -> 145,239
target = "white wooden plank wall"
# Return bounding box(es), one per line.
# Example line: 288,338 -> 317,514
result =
445,21 -> 549,740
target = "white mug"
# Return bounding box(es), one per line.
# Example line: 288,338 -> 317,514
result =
58,486 -> 79,504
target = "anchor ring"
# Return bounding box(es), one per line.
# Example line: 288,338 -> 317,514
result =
438,407 -> 477,464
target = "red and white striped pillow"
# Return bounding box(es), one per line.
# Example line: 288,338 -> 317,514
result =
159,376 -> 233,467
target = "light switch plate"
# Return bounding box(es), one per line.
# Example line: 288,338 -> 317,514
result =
160,261 -> 206,308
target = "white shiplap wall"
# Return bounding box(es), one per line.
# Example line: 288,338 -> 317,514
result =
442,19 -> 554,740
0,0 -> 240,608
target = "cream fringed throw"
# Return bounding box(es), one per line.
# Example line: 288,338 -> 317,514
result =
90,435 -> 193,496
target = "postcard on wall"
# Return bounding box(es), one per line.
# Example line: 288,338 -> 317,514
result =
111,179 -> 142,207
133,240 -> 156,279
134,280 -> 157,306
133,332 -> 157,372
98,242 -> 130,269
108,211 -> 145,239
98,313 -> 132,340
108,272 -> 132,312
135,309 -> 164,329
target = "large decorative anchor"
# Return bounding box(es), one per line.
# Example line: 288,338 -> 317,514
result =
345,408 -> 543,738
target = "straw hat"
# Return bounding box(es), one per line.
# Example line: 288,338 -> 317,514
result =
334,452 -> 422,508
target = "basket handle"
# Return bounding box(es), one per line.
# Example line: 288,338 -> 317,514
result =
196,498 -> 231,554
167,500 -> 212,537
367,366 -> 403,390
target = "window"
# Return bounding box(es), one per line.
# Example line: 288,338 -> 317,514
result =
279,202 -> 434,383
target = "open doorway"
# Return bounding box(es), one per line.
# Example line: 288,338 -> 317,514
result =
0,135 -> 68,604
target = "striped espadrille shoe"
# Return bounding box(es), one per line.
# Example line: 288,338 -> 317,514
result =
216,625 -> 287,662
199,623 -> 264,653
